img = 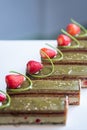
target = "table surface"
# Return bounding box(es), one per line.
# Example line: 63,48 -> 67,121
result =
0,40 -> 87,130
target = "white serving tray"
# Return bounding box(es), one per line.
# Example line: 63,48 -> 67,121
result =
0,40 -> 87,130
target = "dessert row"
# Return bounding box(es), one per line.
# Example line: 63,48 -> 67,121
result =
0,19 -> 87,125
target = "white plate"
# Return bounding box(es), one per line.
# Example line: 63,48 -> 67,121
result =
0,40 -> 87,130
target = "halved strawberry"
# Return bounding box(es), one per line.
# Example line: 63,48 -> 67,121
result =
66,23 -> 81,36
26,60 -> 43,74
57,34 -> 71,46
40,48 -> 57,59
0,93 -> 6,102
5,74 -> 25,89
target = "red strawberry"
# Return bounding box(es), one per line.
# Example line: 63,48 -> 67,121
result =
66,23 -> 81,36
40,48 -> 57,59
26,60 -> 43,74
5,74 -> 25,89
82,80 -> 87,86
0,93 -> 6,102
57,34 -> 71,46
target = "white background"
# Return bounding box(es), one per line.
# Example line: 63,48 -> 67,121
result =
0,40 -> 87,130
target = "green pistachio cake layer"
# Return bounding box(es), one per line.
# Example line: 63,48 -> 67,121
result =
7,80 -> 80,105
27,64 -> 87,80
8,80 -> 80,93
59,40 -> 87,50
0,96 -> 68,124
41,50 -> 87,64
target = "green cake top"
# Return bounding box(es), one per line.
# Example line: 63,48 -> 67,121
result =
42,51 -> 87,63
32,80 -> 79,91
39,64 -> 87,76
27,64 -> 87,80
72,40 -> 87,48
0,96 -> 66,113
62,51 -> 87,60
59,40 -> 87,49
7,79 -> 80,94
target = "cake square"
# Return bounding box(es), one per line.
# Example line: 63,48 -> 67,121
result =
0,96 -> 68,124
7,79 -> 81,105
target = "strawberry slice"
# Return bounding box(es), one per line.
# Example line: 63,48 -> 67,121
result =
5,74 -> 25,89
26,60 -> 43,74
0,93 -> 6,102
66,23 -> 81,36
40,48 -> 57,59
57,34 -> 71,46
